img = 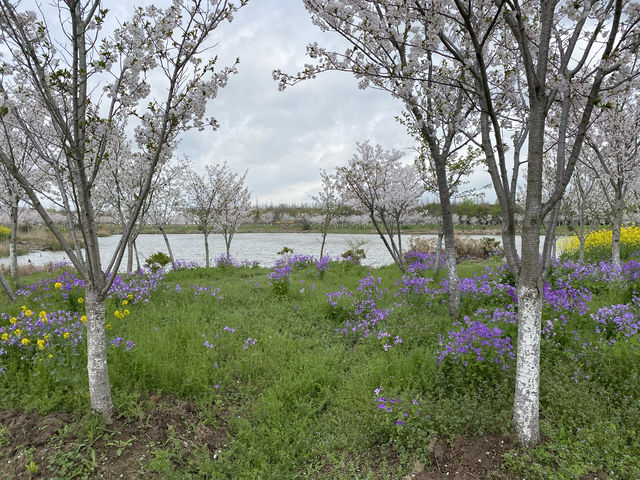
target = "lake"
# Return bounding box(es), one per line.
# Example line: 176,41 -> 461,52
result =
1,232 -> 556,270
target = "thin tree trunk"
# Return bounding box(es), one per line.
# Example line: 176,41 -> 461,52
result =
435,225 -> 444,273
160,227 -> 176,269
133,240 -> 141,272
9,196 -> 18,281
0,269 -> 15,301
612,184 -> 623,268
578,209 -> 586,262
204,231 -> 210,268
126,240 -> 134,274
434,158 -> 460,318
85,285 -> 114,423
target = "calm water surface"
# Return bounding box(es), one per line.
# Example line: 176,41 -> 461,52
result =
3,232 -> 554,271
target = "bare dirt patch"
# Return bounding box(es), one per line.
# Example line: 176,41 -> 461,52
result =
0,395 -> 227,480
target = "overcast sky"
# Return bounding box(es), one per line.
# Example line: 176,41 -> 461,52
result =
175,0 -> 425,205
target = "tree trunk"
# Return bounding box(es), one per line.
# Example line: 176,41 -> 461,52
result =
9,197 -> 18,281
204,231 -> 210,268
513,279 -> 542,447
578,209 -> 586,262
133,240 -> 141,272
612,184 -> 623,268
434,159 -> 460,318
320,219 -> 330,258
84,285 -> 114,422
512,103 -> 545,448
160,227 -> 176,269
0,269 -> 16,302
126,239 -> 134,274
435,225 -> 444,273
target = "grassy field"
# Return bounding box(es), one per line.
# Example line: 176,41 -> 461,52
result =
0,255 -> 639,479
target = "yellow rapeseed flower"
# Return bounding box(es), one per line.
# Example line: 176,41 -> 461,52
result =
106,323 -> 112,330
1,333 -> 8,341
37,339 -> 45,350
63,332 -> 70,339
39,311 -> 46,318
21,338 -> 29,345
80,315 -> 87,323
13,329 -> 21,336
44,334 -> 50,340
126,294 -> 133,300
122,299 -> 128,305
24,310 -> 32,317
48,354 -> 53,359
77,297 -> 84,304
54,282 -> 62,289
20,306 -> 26,311
124,309 -> 130,316
9,317 -> 16,324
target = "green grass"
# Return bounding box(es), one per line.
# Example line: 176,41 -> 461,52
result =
0,259 -> 639,478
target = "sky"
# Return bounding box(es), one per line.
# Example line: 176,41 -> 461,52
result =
178,0 -> 421,205
27,0 -> 494,206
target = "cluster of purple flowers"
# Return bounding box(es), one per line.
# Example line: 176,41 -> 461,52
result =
191,285 -> 222,299
173,259 -> 201,270
110,337 -> 135,351
203,325 -> 236,349
215,254 -> 259,268
543,280 -> 591,314
107,269 -> 165,304
327,273 -> 397,349
404,251 -> 446,273
267,263 -> 293,283
315,256 -> 332,273
438,316 -> 515,370
16,270 -> 86,302
592,304 -> 640,337
374,386 -> 428,427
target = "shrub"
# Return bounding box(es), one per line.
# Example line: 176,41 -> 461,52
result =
144,252 -> 171,272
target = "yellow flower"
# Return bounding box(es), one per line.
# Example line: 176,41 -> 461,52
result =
21,338 -> 29,345
24,310 -> 32,317
122,299 -> 128,305
48,354 -> 53,359
106,323 -> 112,330
126,294 -> 133,300
44,334 -> 50,340
39,311 -> 47,318
124,309 -> 130,316
54,282 -> 62,289
1,333 -> 8,341
77,297 -> 84,304
20,306 -> 26,311
37,339 -> 45,350
13,329 -> 21,336
63,332 -> 70,339
80,315 -> 87,323
9,317 -> 16,324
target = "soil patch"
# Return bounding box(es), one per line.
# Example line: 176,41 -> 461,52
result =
0,395 -> 227,480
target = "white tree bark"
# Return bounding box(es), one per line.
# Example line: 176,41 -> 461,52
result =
85,286 -> 114,422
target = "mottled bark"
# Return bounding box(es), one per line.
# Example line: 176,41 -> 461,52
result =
84,286 -> 114,423
204,231 -> 210,268
611,183 -> 623,268
513,283 -> 542,447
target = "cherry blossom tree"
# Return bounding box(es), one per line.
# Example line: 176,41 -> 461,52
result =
336,141 -> 423,269
312,169 -> 344,258
274,1 -> 485,318
185,164 -> 223,268
0,0 -> 247,421
279,0 -> 640,447
581,92 -> 640,267
146,161 -> 189,269
216,166 -> 251,258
